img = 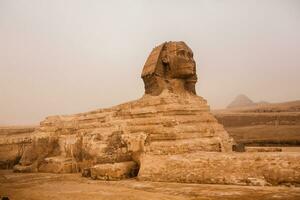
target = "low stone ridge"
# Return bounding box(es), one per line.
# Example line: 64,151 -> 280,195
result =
11,41 -> 300,186
90,161 -> 138,180
0,126 -> 36,169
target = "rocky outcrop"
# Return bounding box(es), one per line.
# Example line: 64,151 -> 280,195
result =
0,126 -> 36,169
90,161 -> 138,180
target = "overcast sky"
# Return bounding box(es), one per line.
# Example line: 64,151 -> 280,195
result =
0,0 -> 299,125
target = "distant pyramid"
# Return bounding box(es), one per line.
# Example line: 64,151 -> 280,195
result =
227,94 -> 254,109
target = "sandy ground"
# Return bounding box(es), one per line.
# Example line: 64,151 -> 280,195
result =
0,170 -> 300,200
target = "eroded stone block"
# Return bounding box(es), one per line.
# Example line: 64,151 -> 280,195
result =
38,156 -> 78,173
138,152 -> 300,186
90,161 -> 138,180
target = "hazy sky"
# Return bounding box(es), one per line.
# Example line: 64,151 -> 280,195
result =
1,0 -> 300,125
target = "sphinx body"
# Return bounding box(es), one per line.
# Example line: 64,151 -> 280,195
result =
14,41 -> 232,174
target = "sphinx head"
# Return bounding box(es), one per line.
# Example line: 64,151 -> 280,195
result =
142,41 -> 197,96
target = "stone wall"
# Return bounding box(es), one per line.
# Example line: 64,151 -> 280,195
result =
138,152 -> 300,186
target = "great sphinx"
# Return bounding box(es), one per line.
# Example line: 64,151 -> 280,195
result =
14,41 -> 232,173
13,41 -> 299,186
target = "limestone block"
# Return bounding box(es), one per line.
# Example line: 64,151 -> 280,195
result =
149,138 -> 221,155
0,126 -> 36,169
121,132 -> 147,152
90,161 -> 138,180
38,156 -> 78,173
58,134 -> 83,159
13,162 -> 37,173
138,152 -> 300,186
245,177 -> 271,186
19,136 -> 59,167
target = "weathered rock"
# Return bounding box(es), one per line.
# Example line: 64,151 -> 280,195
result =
15,41 -> 233,175
121,132 -> 148,153
141,42 -> 197,96
232,143 -> 245,152
13,162 -> 37,173
0,126 -> 36,169
38,156 -> 78,173
138,152 -> 300,186
18,136 -> 60,172
245,147 -> 282,152
245,177 -> 271,186
90,161 -> 138,180
82,168 -> 91,177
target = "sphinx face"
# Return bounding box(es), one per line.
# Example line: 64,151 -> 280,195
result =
141,41 -> 198,95
167,43 -> 196,79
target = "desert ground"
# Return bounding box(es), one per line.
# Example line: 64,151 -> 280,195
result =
1,170 -> 300,200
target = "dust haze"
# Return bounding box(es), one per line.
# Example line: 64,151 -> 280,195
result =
1,0 -> 300,125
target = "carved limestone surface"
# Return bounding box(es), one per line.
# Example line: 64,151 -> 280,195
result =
121,132 -> 148,153
13,41 -> 234,176
13,41 -> 300,186
142,41 -> 197,96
